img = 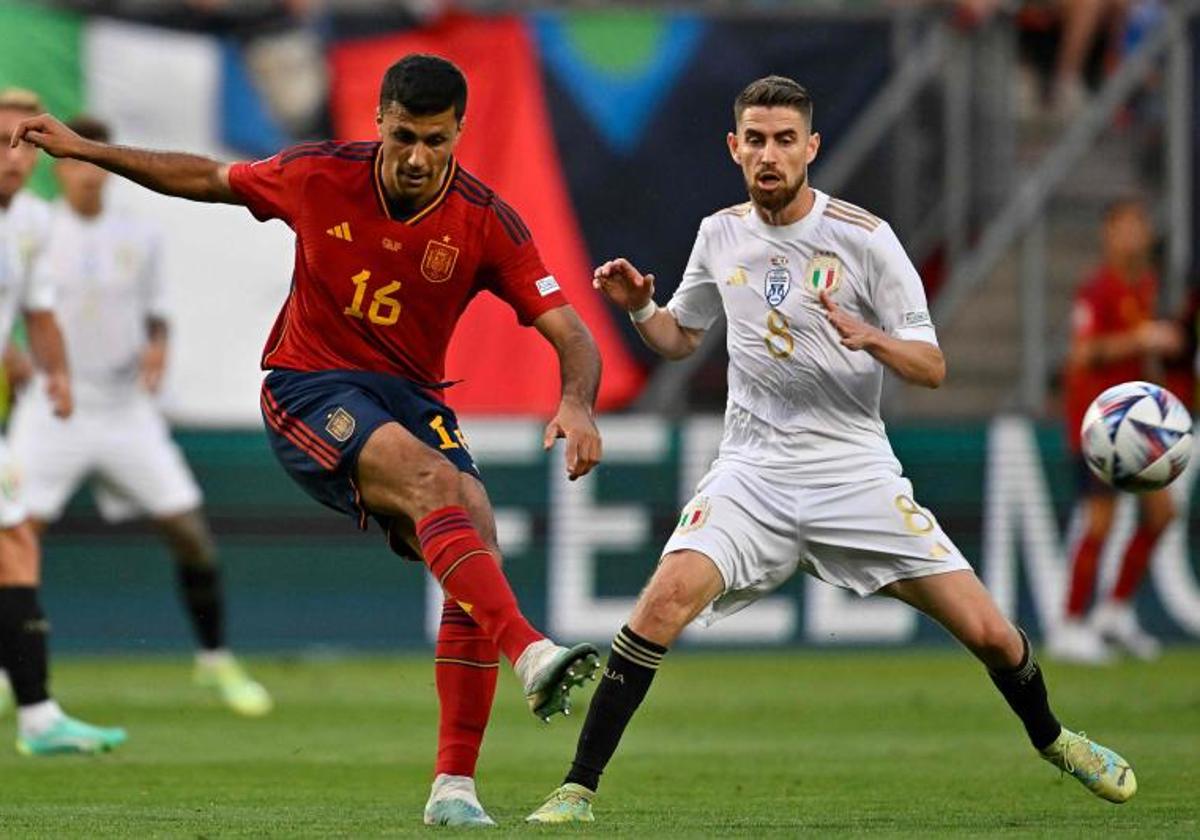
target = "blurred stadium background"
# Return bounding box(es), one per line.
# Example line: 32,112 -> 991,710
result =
1,0 -> 1198,655
4,2 -> 1200,836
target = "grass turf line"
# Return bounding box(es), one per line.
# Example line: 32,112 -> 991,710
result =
0,649 -> 1196,837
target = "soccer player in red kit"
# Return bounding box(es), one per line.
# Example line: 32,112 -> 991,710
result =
12,55 -> 603,826
1054,199 -> 1183,665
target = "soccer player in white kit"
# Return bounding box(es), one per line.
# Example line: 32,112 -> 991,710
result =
528,76 -> 1136,823
5,116 -> 271,718
0,89 -> 126,755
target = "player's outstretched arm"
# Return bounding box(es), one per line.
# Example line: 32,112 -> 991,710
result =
819,290 -> 945,388
535,305 -> 603,481
11,113 -> 239,205
593,258 -> 704,360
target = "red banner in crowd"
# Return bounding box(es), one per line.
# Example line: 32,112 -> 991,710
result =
329,14 -> 644,414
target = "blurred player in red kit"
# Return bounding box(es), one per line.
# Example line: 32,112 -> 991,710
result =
1054,198 -> 1183,665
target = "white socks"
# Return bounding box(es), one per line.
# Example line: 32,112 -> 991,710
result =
18,698 -> 64,737
429,773 -> 479,801
514,639 -> 557,688
195,648 -> 235,669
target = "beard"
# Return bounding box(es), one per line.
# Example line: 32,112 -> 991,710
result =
747,166 -> 806,213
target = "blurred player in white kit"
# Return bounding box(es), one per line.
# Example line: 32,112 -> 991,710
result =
5,114 -> 271,718
0,88 -> 126,754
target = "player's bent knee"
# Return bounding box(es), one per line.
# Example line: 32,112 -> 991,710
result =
0,522 -> 41,585
407,457 -> 464,520
965,619 -> 1020,667
1142,502 -> 1175,536
630,560 -> 720,644
158,508 -> 216,567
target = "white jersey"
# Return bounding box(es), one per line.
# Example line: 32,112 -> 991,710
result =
0,191 -> 55,345
667,189 -> 937,482
35,202 -> 166,407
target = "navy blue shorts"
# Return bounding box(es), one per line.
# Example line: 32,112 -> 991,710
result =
260,369 -> 479,534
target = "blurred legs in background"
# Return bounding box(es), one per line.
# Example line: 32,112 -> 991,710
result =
1054,487 -> 1171,663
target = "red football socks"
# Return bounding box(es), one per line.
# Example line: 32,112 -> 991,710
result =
416,506 -> 544,665
434,598 -> 499,777
1111,526 -> 1158,602
1066,533 -> 1103,617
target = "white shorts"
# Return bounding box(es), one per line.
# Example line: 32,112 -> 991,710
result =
8,388 -> 202,523
0,436 -> 27,528
662,460 -> 972,625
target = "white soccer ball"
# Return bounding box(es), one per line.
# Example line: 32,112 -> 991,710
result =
1081,381 -> 1193,492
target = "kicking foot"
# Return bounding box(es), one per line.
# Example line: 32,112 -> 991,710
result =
194,652 -> 273,717
423,774 -> 496,827
1092,602 -> 1161,661
516,640 -> 600,722
1040,727 -> 1137,803
1046,621 -> 1114,666
526,783 -> 596,823
16,715 -> 127,756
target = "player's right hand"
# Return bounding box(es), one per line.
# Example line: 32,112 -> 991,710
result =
45,371 -> 73,419
593,257 -> 655,312
9,113 -> 88,159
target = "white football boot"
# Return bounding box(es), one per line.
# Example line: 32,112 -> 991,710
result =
1092,601 -> 1161,661
1046,620 -> 1114,665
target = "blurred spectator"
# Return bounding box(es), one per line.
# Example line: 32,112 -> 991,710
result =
1016,0 -> 1132,120
1052,198 -> 1181,665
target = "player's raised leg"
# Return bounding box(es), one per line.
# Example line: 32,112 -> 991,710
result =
0,520 -> 126,756
357,422 -> 599,722
882,569 -> 1136,803
527,550 -> 724,823
152,509 -> 273,716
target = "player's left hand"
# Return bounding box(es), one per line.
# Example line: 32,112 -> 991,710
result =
45,371 -> 73,418
544,400 -> 602,481
819,290 -> 882,351
140,341 -> 167,392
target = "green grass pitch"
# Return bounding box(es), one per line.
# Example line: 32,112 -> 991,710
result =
1,649 -> 1197,837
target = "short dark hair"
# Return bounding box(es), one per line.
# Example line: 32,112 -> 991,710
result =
734,75 -> 813,128
379,54 -> 467,120
66,114 -> 110,144
0,87 -> 42,114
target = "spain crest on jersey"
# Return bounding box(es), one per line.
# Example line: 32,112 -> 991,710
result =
421,239 -> 459,283
803,252 -> 842,297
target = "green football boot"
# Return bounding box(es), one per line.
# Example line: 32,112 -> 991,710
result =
1041,727 -> 1137,803
194,654 -> 273,717
525,783 -> 596,824
16,715 -> 127,756
518,641 -> 601,722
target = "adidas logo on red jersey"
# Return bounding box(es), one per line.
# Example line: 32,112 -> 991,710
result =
326,222 -> 352,241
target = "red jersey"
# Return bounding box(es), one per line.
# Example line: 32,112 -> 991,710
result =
228,141 -> 567,384
1063,264 -> 1157,451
